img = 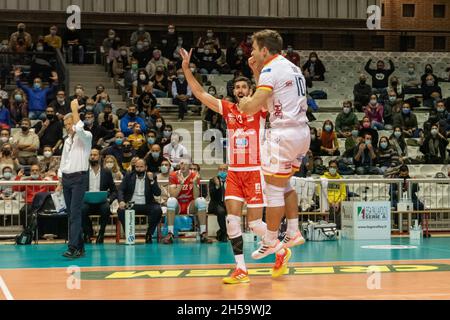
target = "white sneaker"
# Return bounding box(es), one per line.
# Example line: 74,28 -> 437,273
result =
281,231 -> 305,249
251,240 -> 284,260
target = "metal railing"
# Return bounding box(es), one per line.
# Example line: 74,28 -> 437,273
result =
1,177 -> 450,239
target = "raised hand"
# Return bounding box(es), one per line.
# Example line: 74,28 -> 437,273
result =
14,68 -> 22,78
179,48 -> 193,71
50,71 -> 58,81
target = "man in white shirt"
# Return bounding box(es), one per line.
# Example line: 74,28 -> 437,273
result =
57,99 -> 92,259
162,132 -> 188,168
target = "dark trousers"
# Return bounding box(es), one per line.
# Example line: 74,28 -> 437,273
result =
209,203 -> 227,240
62,171 -> 88,250
82,201 -> 111,238
19,204 -> 33,228
118,203 -> 162,237
174,98 -> 188,120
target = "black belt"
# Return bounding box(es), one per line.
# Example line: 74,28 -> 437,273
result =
63,171 -> 88,178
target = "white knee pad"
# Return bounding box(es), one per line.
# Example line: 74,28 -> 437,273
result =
195,197 -> 207,212
248,219 -> 267,237
226,215 -> 242,239
265,184 -> 286,207
167,197 -> 179,212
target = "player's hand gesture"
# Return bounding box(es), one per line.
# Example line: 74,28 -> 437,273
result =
180,48 -> 193,71
248,56 -> 262,74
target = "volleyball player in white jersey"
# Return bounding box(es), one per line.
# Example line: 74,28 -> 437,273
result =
239,30 -> 310,276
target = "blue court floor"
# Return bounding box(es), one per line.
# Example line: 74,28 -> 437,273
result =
1,237 -> 450,270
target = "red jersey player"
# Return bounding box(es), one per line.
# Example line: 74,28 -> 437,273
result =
180,48 -> 268,284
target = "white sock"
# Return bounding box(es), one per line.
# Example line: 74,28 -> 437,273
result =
168,226 -> 174,234
263,230 -> 278,246
200,225 -> 206,234
249,219 -> 267,237
235,254 -> 247,272
287,219 -> 299,237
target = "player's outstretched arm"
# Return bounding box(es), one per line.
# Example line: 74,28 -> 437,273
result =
238,88 -> 270,116
180,48 -> 220,113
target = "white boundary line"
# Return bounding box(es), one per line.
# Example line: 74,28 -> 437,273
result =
0,276 -> 14,300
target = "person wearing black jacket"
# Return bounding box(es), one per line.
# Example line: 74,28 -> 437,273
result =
82,148 -> 118,244
143,143 -> 169,173
302,52 -> 326,81
364,59 -> 395,94
208,165 -> 228,242
137,86 -> 157,115
83,111 -> 115,147
118,159 -> 162,243
353,74 -> 372,111
33,106 -> 63,155
419,124 -> 449,164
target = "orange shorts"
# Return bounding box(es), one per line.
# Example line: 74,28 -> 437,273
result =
225,170 -> 266,208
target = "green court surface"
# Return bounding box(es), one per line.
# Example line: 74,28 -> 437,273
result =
1,237 -> 450,270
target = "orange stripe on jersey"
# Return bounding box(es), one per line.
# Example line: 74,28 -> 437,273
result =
262,169 -> 293,178
257,85 -> 273,92
263,54 -> 279,67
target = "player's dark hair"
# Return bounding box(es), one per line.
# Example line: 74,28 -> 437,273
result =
252,29 -> 283,54
234,76 -> 252,88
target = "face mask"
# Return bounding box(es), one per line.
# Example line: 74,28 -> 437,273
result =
31,174 -> 40,180
57,98 -> 65,104
359,80 -> 366,85
426,81 -> 434,86
50,30 -> 57,36
408,68 -> 414,74
106,163 -> 114,169
204,50 -> 210,55
109,34 -> 115,39
137,45 -> 144,50
136,171 -> 145,178
437,108 -> 445,113
163,130 -> 172,138
90,160 -> 99,166
324,125 -> 332,132
343,107 -> 351,114
389,96 -> 396,103
178,75 -> 185,81
140,75 -> 146,81
311,135 -> 316,141
15,95 -> 22,102
329,168 -> 337,175
86,105 -> 94,111
84,119 -> 93,126
365,140 -> 372,146
34,83 -> 41,90
36,46 -> 44,52
1,137 -> 8,143
190,68 -> 196,73
156,122 -> 163,129
380,142 -> 388,149
370,99 -> 377,105
121,50 -> 127,56
237,50 -> 243,56
46,114 -> 54,121
3,172 -> 12,180
218,172 -> 227,180
128,112 -> 136,118
171,140 -> 179,147
151,152 -> 160,159
363,123 -> 370,129
147,138 -> 156,145
44,151 -> 53,158
156,69 -> 164,75
18,28 -> 24,33
21,126 -> 29,132
310,57 -> 317,62
208,91 -> 216,96
123,146 -> 132,152
132,64 -> 138,70
394,132 -> 402,139
207,33 -> 213,38
402,109 -> 411,115
287,48 -> 293,53
115,139 -> 123,146
352,130 -> 359,137
160,166 -> 169,174
431,129 -> 438,136
2,149 -> 11,156
426,68 -> 432,73
162,39 -> 168,45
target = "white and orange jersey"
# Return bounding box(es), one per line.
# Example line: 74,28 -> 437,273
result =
219,99 -> 266,171
257,54 -> 309,129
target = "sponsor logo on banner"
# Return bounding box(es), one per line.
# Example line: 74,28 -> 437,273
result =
357,205 -> 389,221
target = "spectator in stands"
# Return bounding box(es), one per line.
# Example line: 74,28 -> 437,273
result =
320,120 -> 340,156
39,145 -> 60,174
98,103 -> 119,131
160,123 -> 173,148
164,156 -> 211,244
134,69 -> 151,98
151,65 -> 170,98
142,104 -> 161,131
171,36 -> 188,65
229,46 -> 251,78
132,40 -> 151,69
12,118 -> 39,165
0,166 -> 15,200
364,94 -> 384,130
0,129 -> 11,149
102,29 -> 116,61
33,106 -> 63,155
84,111 -> 115,147
422,74 -> 442,108
161,24 -> 178,56
0,143 -> 19,174
9,88 -> 28,125
426,100 -> 450,128
120,105 -> 147,137
421,64 -> 439,88
49,91 -> 70,120
63,26 -> 84,64
157,159 -> 171,206
392,102 -> 419,138
194,45 -> 222,75
197,29 -> 220,48
163,132 -> 188,168
137,129 -> 157,158
112,47 -> 130,82
419,123 -> 449,164
109,39 -> 124,74
335,101 -> 358,138
14,68 -> 58,121
0,83 -> 8,106
118,159 -> 162,244
239,34 -> 253,58
101,132 -> 125,161
137,83 -> 157,115
104,155 -> 123,181
130,24 -> 152,48
82,148 -> 117,244
208,164 -> 228,242
388,76 -> 403,100
226,37 -> 239,68
9,23 -> 32,51
69,84 -> 88,107
146,50 -> 170,79
285,45 -> 300,67
403,63 -> 421,94
92,84 -> 107,102
302,52 -> 326,81
344,125 -> 361,157
390,165 -> 424,217
318,160 -> 346,229
44,26 -> 62,51
377,136 -> 399,174
353,74 -> 372,111
172,69 -> 194,121
128,123 -> 145,151
389,127 -> 408,164
93,92 -> 114,118
383,90 -> 399,130
309,127 -> 322,157
364,59 -> 395,95
359,116 -> 379,146
354,133 -> 380,175
15,164 -> 57,228
144,143 -> 167,174
119,140 -> 136,172
0,99 -> 12,129
188,62 -> 203,87
124,58 -> 140,93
